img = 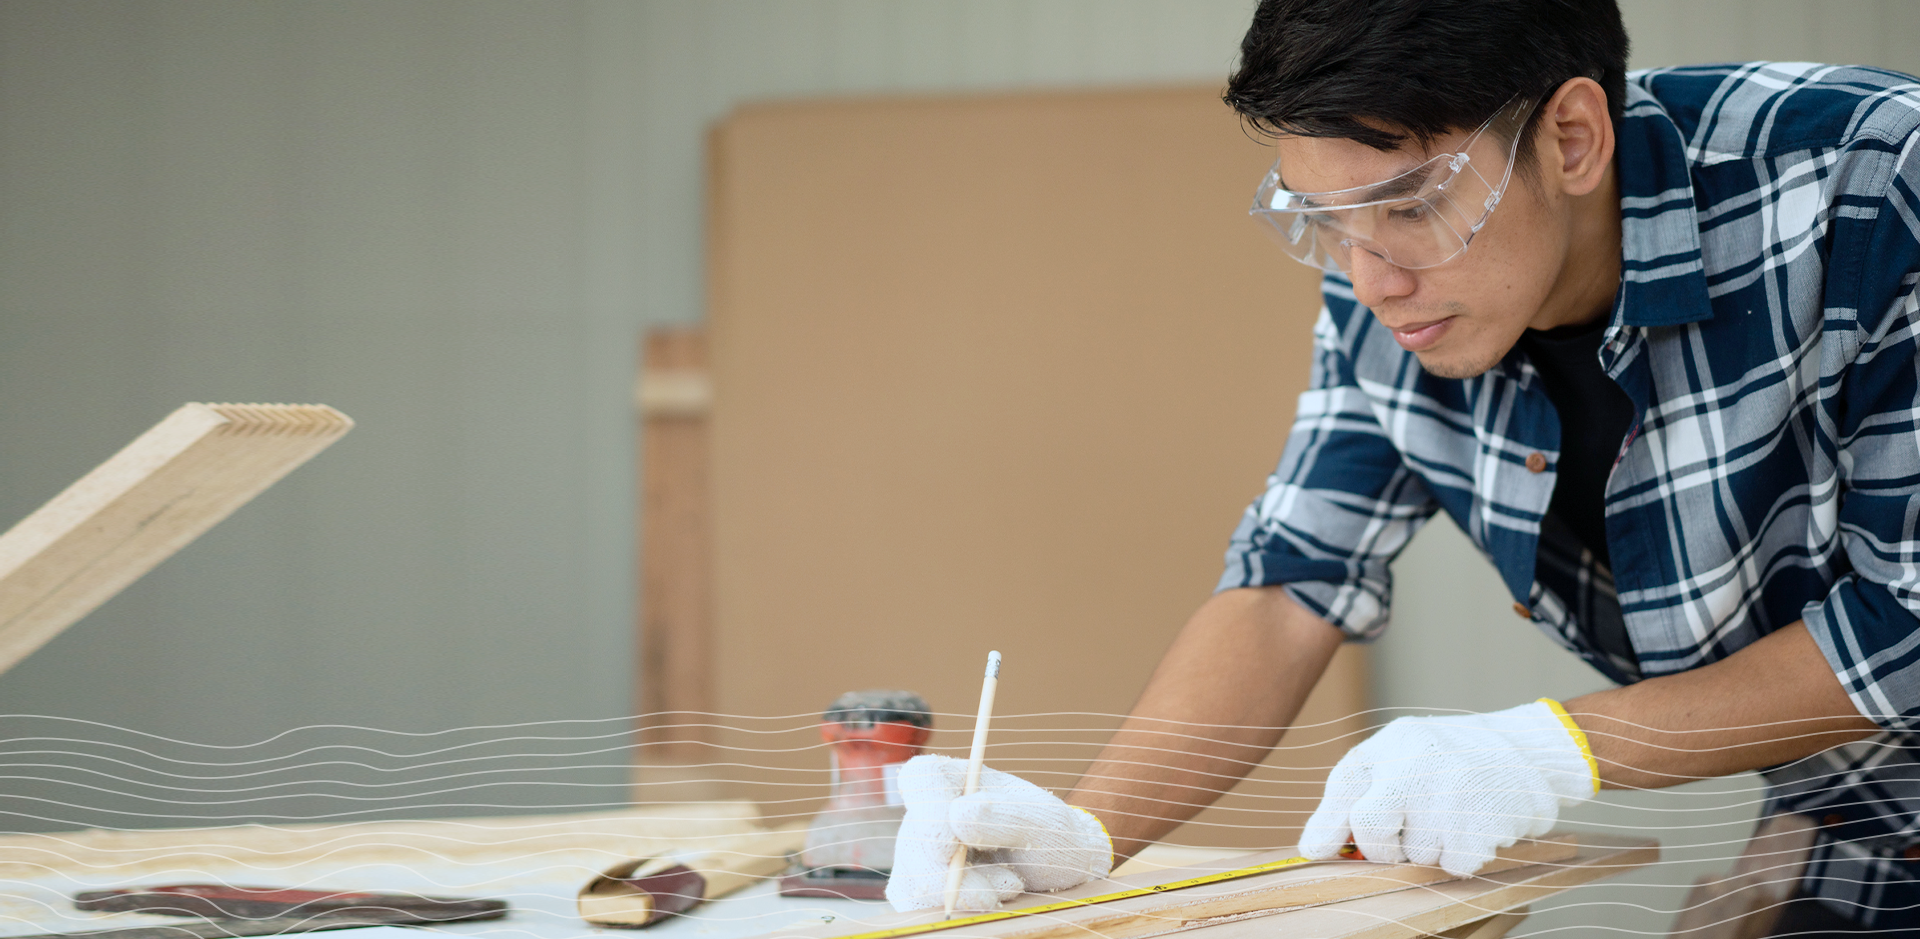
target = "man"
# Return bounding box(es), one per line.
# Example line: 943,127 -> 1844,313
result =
885,0 -> 1920,928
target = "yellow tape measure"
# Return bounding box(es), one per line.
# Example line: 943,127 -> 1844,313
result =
826,853 -> 1329,939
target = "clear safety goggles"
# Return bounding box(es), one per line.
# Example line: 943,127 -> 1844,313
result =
1249,95 -> 1538,273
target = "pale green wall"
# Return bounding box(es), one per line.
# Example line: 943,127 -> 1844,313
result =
0,0 -> 1268,829
0,1 -> 641,827
0,0 -> 1914,931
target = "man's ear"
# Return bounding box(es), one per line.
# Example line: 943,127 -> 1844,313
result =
1538,77 -> 1613,197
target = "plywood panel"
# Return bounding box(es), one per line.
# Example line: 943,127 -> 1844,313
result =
705,86 -> 1343,847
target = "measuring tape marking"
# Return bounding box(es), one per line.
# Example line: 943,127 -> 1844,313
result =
821,854 -> 1324,939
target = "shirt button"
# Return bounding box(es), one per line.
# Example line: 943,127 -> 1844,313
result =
1904,846 -> 1920,861
1512,602 -> 1533,619
1526,452 -> 1548,473
1823,813 -> 1846,827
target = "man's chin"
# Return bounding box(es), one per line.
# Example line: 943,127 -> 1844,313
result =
1413,347 -> 1503,380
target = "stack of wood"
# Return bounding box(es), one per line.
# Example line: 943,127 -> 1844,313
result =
1667,814 -> 1819,939
749,833 -> 1658,939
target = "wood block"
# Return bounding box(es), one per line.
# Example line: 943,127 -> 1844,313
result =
577,822 -> 808,925
0,403 -> 352,677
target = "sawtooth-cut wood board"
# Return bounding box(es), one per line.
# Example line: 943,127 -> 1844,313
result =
0,402 -> 352,676
749,834 -> 1654,939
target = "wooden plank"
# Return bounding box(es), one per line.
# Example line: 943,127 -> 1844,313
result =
1110,843 -> 1239,878
637,327 -> 714,764
0,403 -> 352,677
752,837 -> 1584,939
0,801 -> 769,879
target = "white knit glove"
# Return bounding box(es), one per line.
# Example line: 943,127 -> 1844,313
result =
885,755 -> 1113,912
1299,699 -> 1599,877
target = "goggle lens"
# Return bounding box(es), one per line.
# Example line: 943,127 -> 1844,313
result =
1249,97 -> 1535,274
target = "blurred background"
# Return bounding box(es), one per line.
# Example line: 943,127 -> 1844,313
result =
0,1 -> 1916,933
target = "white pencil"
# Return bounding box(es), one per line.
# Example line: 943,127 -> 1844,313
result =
943,649 -> 1002,919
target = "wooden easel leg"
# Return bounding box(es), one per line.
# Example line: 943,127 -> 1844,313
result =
634,326 -> 721,800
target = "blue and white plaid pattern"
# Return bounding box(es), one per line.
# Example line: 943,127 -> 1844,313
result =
1220,63 -> 1920,924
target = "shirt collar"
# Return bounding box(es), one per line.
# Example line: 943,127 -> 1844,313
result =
1612,82 -> 1714,328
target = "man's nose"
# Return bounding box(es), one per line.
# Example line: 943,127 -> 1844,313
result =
1346,246 -> 1416,308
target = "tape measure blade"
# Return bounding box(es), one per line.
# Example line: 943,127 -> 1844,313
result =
808,854 -> 1318,939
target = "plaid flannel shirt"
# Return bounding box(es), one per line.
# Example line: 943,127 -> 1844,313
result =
1220,63 -> 1920,924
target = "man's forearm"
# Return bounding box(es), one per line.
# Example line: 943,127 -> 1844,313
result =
1567,621 -> 1881,789
1067,586 -> 1343,861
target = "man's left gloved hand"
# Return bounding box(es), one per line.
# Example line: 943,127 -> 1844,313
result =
885,754 -> 1113,912
1298,699 -> 1600,877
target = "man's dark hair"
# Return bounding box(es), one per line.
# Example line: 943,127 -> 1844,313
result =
1224,0 -> 1629,153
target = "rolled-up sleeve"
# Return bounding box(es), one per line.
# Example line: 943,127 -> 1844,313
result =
1806,273 -> 1920,729
1803,130 -> 1920,729
1217,304 -> 1439,641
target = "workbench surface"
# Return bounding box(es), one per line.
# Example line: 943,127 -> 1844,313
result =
0,807 -> 1655,939
1,853 -> 881,939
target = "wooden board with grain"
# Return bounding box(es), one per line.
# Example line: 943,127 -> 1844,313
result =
0,402 -> 353,676
752,836 -> 1599,939
0,801 -> 770,879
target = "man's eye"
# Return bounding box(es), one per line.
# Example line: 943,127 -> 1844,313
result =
1387,203 -> 1430,223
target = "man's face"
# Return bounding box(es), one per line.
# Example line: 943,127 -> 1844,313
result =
1272,126 -> 1568,379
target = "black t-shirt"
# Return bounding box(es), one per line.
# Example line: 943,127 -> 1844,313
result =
1516,320 -> 1639,668
1516,320 -> 1636,569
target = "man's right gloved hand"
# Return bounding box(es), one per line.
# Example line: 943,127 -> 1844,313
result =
885,754 -> 1113,913
1298,699 -> 1599,877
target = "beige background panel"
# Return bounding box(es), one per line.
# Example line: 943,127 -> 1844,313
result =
707,86 -> 1348,846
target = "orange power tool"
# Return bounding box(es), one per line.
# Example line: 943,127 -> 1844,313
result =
780,689 -> 933,899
